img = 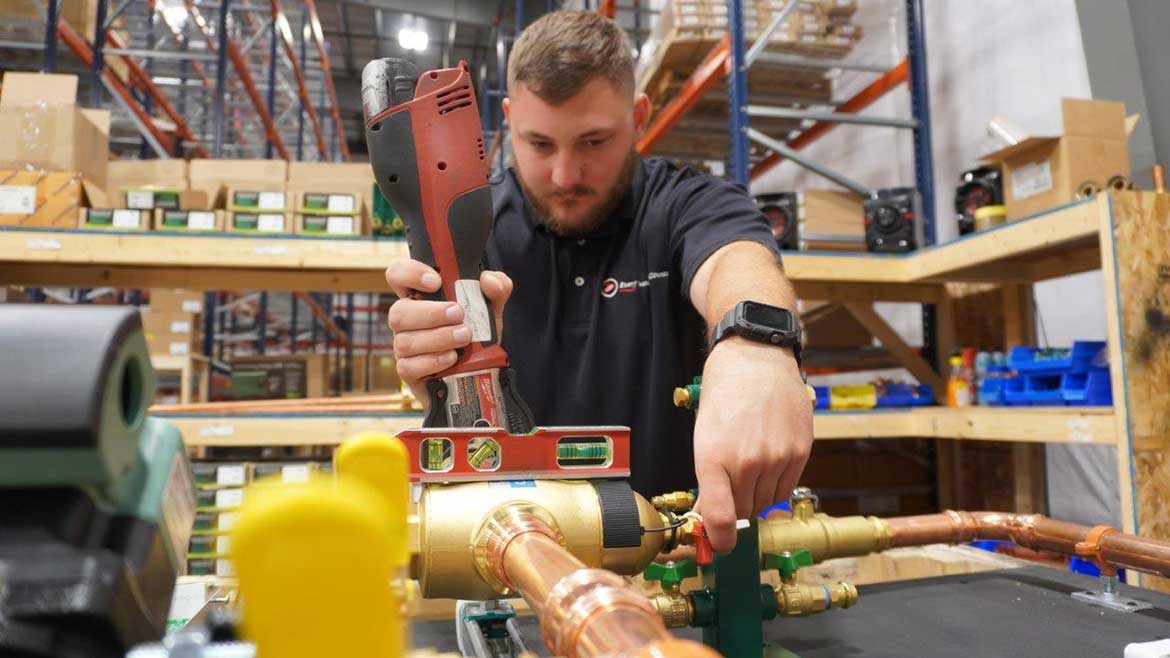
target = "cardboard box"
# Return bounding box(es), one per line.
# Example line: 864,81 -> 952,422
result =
150,289 -> 205,314
797,189 -> 866,251
188,158 -> 287,209
107,159 -> 188,199
351,353 -> 400,392
221,354 -> 329,400
0,72 -> 109,188
78,207 -> 151,230
286,161 -> 373,225
227,211 -> 291,234
141,309 -> 198,336
981,98 -> 1130,220
227,188 -> 288,211
294,213 -> 362,237
146,330 -> 194,357
0,169 -> 83,227
0,0 -> 98,42
154,208 -> 223,233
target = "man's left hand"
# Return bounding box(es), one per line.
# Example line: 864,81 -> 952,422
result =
692,336 -> 813,554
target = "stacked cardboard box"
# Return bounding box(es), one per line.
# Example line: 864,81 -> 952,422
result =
142,289 -> 204,357
213,354 -> 331,400
0,72 -> 110,228
188,158 -> 290,234
186,461 -> 321,576
796,189 -> 866,252
287,161 -> 374,236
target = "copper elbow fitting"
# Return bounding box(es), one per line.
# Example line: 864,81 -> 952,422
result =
472,503 -> 564,595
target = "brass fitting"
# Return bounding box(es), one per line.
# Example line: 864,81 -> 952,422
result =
775,581 -> 858,617
758,494 -> 891,565
416,480 -> 671,600
649,590 -> 694,629
651,491 -> 696,513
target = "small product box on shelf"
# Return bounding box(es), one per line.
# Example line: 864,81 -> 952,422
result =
229,188 -> 287,212
228,211 -> 291,234
154,208 -> 224,232
0,170 -> 85,228
123,187 -> 182,210
294,190 -> 363,236
78,207 -> 151,230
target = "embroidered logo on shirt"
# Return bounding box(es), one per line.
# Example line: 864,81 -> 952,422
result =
601,271 -> 669,298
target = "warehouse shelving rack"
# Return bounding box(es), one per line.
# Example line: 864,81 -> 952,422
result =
3,0 -> 349,160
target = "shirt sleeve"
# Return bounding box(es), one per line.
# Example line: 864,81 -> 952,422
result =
668,173 -> 783,299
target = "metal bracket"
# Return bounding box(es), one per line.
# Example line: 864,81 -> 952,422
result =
1071,575 -> 1152,613
455,600 -> 529,658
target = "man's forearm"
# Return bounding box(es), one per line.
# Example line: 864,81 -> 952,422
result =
694,241 -> 797,331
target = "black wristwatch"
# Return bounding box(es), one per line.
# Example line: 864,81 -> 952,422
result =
708,300 -> 802,364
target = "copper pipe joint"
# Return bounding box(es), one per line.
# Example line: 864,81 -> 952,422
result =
540,568 -> 668,658
472,503 -> 564,595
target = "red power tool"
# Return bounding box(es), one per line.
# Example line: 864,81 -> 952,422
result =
362,58 -> 535,433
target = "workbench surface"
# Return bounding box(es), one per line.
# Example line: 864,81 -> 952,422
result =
412,566 -> 1170,657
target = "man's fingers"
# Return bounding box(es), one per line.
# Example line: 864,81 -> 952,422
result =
387,299 -> 463,333
695,464 -> 738,554
386,259 -> 442,298
753,462 -> 785,518
393,325 -> 472,359
396,351 -> 458,382
480,270 -> 513,338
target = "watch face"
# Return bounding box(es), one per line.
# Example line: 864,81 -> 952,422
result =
742,301 -> 794,332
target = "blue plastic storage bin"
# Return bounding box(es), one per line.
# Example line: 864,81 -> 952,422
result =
1023,374 -> 1065,406
978,377 -> 1006,406
1002,376 -> 1029,406
1061,369 -> 1113,406
1008,341 -> 1106,376
876,383 -> 934,408
814,386 -> 830,410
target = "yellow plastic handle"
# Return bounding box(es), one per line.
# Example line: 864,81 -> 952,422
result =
334,431 -> 411,567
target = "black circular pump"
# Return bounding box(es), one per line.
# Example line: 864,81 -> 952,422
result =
754,192 -> 799,251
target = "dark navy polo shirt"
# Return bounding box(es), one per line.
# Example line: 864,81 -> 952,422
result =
485,156 -> 781,497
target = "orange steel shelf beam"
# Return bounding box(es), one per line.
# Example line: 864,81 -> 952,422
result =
636,35 -> 730,154
56,19 -> 177,154
304,0 -> 350,160
599,0 -> 617,18
749,57 -> 908,180
184,0 -> 290,160
293,292 -> 351,348
269,0 -> 328,159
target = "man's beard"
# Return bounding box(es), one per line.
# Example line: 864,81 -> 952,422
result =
516,149 -> 639,238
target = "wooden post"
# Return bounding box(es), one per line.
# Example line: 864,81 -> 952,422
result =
1002,283 -> 1046,514
1100,190 -> 1170,591
933,291 -> 960,509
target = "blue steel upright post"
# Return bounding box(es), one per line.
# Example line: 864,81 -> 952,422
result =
42,0 -> 59,72
202,292 -> 218,357
213,0 -> 232,157
266,12 -> 278,159
726,0 -> 749,186
91,0 -> 108,107
297,7 -> 308,160
906,0 -> 935,245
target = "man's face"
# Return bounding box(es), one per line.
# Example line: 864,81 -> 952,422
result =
503,77 -> 649,237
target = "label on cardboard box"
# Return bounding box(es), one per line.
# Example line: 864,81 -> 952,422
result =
282,464 -> 311,483
215,488 -> 243,509
327,194 -> 355,213
188,211 -> 216,230
112,209 -> 141,228
170,319 -> 192,334
216,464 -> 247,486
168,341 -> 190,356
218,512 -> 239,532
126,190 -> 154,210
258,192 -> 285,210
1011,161 -> 1054,201
326,216 -> 354,235
181,300 -> 202,313
0,185 -> 36,214
257,214 -> 285,232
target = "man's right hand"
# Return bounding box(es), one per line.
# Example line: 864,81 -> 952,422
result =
385,259 -> 514,406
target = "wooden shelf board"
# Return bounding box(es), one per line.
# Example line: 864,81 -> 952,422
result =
0,195 -> 1112,293
160,407 -> 1115,448
815,407 -> 1116,445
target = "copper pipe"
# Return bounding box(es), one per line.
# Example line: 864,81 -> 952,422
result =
480,505 -> 720,658
886,511 -> 1170,577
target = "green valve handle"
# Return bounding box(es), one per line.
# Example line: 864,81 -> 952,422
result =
643,559 -> 698,590
764,549 -> 814,581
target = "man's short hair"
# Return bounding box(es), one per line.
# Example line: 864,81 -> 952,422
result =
507,10 -> 635,104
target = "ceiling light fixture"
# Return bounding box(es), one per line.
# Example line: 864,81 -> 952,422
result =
398,27 -> 428,52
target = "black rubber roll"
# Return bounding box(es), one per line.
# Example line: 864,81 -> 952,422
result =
593,480 -> 643,548
0,305 -> 152,454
